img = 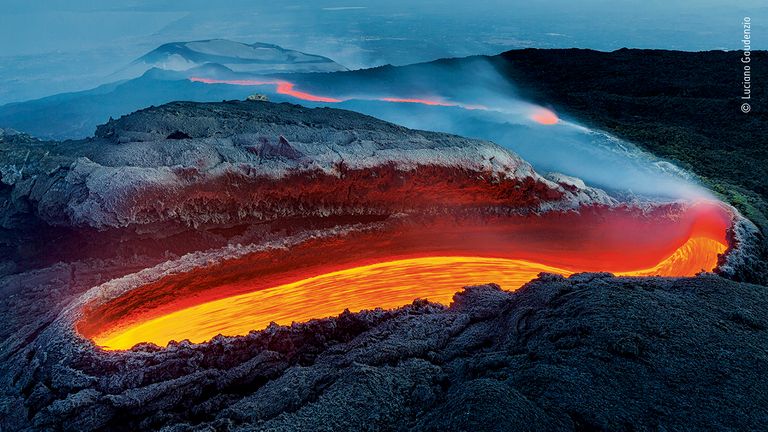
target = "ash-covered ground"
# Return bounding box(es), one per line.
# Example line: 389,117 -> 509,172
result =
1,101 -> 767,431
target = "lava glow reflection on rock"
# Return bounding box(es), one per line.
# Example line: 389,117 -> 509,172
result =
93,238 -> 725,350
79,200 -> 732,351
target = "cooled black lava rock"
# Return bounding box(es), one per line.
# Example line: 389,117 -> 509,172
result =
1,273 -> 767,431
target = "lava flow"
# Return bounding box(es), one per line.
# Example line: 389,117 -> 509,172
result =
530,107 -> 559,125
379,97 -> 488,110
190,77 -> 342,103
189,76 -> 561,123
92,238 -> 724,350
79,201 -> 732,351
189,77 -> 488,110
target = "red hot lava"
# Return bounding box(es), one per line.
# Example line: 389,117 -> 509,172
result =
78,197 -> 734,350
190,76 -> 559,123
380,97 -> 488,110
189,77 -> 487,109
190,77 -> 342,103
530,107 -> 559,125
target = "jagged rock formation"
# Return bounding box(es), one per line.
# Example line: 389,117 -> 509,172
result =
6,99 -> 609,231
0,128 -> 38,145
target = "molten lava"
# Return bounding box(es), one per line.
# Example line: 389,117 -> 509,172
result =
92,236 -> 726,350
380,97 -> 456,106
92,256 -> 569,349
190,77 -> 342,103
379,97 -> 488,110
79,199 -> 733,351
189,77 -> 487,109
530,107 -> 559,125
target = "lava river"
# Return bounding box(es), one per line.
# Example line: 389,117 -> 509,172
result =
78,201 -> 732,351
188,77 -> 538,121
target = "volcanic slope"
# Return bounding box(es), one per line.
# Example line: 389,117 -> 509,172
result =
0,100 -> 763,432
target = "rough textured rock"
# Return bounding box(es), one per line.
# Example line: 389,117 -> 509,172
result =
2,100 -> 611,231
1,100 -> 765,432
0,100 -> 620,273
2,273 -> 768,431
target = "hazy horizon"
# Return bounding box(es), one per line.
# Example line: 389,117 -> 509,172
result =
0,0 -> 764,103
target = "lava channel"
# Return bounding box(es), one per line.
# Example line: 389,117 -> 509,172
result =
189,77 -> 489,111
189,76 -> 559,124
189,77 -> 343,103
78,201 -> 732,351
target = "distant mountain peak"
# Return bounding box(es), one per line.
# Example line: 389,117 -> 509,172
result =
133,39 -> 347,76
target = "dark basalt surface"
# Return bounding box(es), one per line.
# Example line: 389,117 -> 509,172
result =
2,273 -> 767,431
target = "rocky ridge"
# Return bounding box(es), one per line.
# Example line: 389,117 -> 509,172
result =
0,100 -> 623,273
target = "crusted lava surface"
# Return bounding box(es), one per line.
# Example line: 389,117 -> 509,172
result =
3,274 -> 768,431
0,100 -> 766,431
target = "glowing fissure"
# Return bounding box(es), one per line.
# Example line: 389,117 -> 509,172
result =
188,77 -> 550,121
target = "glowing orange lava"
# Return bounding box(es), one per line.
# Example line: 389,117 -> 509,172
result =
189,77 -> 488,109
190,77 -> 342,102
79,201 -> 733,350
89,233 -> 726,350
530,107 -> 559,125
380,97 -> 455,106
379,97 -> 488,110
92,256 -> 568,349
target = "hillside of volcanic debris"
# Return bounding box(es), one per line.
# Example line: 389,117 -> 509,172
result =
2,272 -> 768,431
0,100 -> 766,432
0,100 -> 614,273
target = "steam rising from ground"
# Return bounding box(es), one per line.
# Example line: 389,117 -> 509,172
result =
191,59 -> 710,200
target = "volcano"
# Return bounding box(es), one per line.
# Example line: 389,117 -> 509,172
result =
0,100 -> 741,351
129,39 -> 347,77
0,99 -> 763,432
